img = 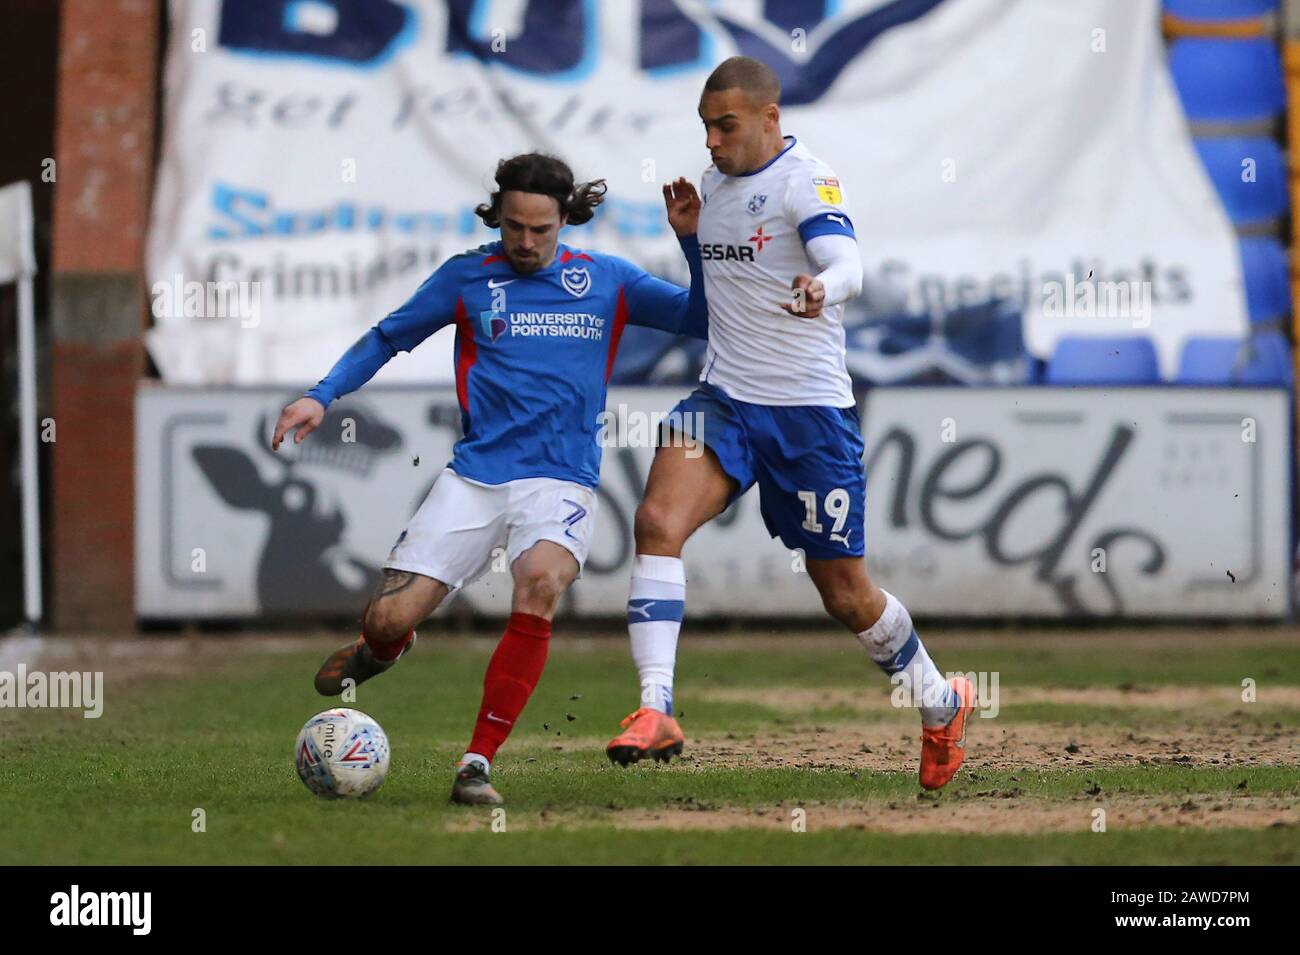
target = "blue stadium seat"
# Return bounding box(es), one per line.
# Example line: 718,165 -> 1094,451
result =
945,301 -> 1025,367
1193,137 -> 1288,226
1176,332 -> 1294,384
1244,329 -> 1295,385
1046,337 -> 1162,385
1177,336 -> 1246,382
1169,39 -> 1285,124
1239,236 -> 1291,324
1164,0 -> 1278,20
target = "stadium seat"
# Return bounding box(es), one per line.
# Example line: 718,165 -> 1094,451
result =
1176,331 -> 1294,384
1045,337 -> 1162,385
1238,236 -> 1290,324
1244,329 -> 1295,384
1164,0 -> 1278,20
1169,39 -> 1285,124
1193,137 -> 1288,227
945,301 -> 1026,368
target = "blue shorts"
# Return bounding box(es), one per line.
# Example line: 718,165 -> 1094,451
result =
667,382 -> 866,560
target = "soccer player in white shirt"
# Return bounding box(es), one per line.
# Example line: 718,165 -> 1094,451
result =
606,57 -> 975,790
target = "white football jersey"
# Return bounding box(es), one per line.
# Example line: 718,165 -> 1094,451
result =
696,136 -> 857,407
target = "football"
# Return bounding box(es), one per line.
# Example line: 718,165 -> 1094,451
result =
294,708 -> 390,799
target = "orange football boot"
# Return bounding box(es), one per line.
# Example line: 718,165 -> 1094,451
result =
919,675 -> 976,790
606,707 -> 685,766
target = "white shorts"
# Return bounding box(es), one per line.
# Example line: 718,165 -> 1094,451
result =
383,468 -> 598,589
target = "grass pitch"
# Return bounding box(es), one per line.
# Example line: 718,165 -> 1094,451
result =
1,627 -> 1297,864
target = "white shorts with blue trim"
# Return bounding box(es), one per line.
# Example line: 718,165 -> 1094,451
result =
383,468 -> 597,590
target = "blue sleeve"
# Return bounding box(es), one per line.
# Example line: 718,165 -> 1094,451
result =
305,259 -> 463,407
797,211 -> 856,244
620,234 -> 709,341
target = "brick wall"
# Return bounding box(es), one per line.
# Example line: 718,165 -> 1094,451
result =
49,0 -> 161,631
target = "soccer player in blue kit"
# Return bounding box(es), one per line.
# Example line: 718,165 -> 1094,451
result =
606,57 -> 976,790
271,153 -> 707,805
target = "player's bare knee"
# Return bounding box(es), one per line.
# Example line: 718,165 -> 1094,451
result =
819,591 -> 863,629
512,567 -> 565,614
811,573 -> 871,629
634,498 -> 685,553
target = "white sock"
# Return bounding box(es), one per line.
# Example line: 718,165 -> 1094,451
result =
627,554 -> 684,714
459,752 -> 490,774
856,590 -> 958,727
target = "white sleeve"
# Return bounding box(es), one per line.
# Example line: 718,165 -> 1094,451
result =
783,165 -> 859,305
806,233 -> 863,306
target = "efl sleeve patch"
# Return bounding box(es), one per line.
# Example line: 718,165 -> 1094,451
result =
812,176 -> 842,205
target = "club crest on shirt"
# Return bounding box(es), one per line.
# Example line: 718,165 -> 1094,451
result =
747,193 -> 767,215
479,309 -> 507,342
561,267 -> 591,298
813,176 -> 842,205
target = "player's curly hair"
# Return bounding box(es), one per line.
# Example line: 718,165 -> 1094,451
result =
475,153 -> 606,228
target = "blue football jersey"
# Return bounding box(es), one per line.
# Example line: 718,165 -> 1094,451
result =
306,237 -> 707,488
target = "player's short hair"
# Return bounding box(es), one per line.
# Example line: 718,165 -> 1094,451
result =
703,55 -> 781,106
475,153 -> 607,228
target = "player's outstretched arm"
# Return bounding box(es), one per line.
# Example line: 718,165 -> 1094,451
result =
611,178 -> 710,338
289,257 -> 466,439
620,233 -> 708,340
301,323 -> 403,411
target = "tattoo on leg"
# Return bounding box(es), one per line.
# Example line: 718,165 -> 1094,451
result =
374,569 -> 418,601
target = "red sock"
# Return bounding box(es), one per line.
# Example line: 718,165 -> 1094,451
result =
360,601 -> 414,662
467,612 -> 552,762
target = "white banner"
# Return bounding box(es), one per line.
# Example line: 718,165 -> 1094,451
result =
146,0 -> 1246,387
136,385 -> 1291,620
860,387 -> 1292,618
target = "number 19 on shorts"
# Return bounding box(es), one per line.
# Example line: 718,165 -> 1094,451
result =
799,488 -> 850,536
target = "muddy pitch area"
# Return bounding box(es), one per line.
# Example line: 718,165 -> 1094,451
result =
446,796 -> 1299,836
